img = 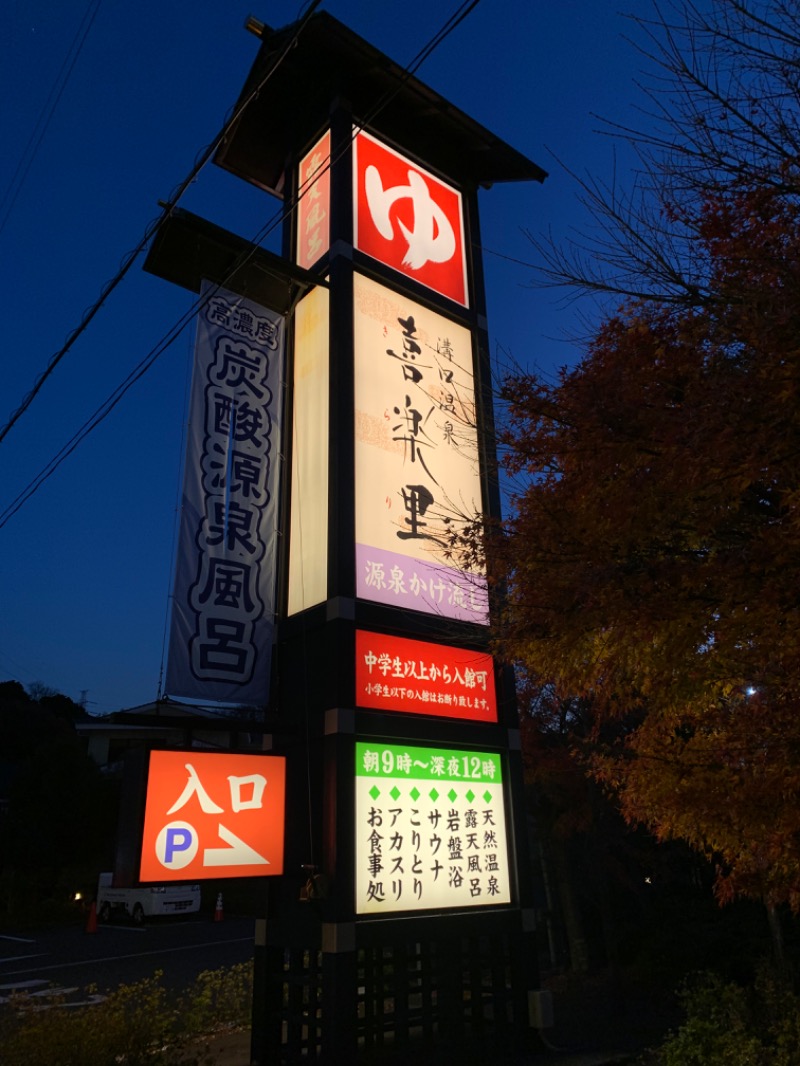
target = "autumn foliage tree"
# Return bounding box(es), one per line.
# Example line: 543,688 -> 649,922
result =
492,1 -> 800,911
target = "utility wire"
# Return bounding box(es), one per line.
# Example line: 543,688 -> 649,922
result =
0,0 -> 324,449
0,0 -> 103,240
0,0 -> 483,529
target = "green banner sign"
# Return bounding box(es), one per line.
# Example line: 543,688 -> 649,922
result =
356,742 -> 502,784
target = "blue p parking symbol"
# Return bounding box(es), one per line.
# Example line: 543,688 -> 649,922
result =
155,821 -> 198,869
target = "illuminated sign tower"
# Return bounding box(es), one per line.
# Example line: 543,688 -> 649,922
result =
153,11 -> 547,1062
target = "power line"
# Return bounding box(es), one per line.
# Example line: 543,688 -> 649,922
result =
0,0 -> 324,450
0,0 -> 484,529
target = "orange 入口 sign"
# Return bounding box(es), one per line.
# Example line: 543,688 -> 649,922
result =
139,751 -> 285,881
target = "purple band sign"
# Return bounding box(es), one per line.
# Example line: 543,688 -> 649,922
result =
356,544 -> 487,622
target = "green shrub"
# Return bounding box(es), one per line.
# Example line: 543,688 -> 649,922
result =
177,961 -> 254,1036
655,965 -> 800,1066
0,961 -> 253,1066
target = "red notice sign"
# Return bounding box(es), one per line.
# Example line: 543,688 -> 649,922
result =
296,129 -> 330,270
139,751 -> 285,882
353,130 -> 468,307
356,630 -> 496,722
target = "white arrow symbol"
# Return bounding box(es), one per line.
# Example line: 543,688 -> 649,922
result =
203,823 -> 269,867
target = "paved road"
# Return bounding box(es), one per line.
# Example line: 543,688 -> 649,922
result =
0,914 -> 255,1007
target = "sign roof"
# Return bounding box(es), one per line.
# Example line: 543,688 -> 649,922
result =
215,12 -> 547,197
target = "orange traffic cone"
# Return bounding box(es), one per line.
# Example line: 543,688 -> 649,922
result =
214,892 -> 224,922
85,901 -> 98,934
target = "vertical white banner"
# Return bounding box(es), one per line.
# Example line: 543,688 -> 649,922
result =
165,283 -> 284,705
287,285 -> 329,615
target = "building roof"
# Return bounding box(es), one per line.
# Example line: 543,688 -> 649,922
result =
215,11 -> 547,195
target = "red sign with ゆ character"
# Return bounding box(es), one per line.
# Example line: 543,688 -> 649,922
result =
353,130 -> 468,307
139,751 -> 286,881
